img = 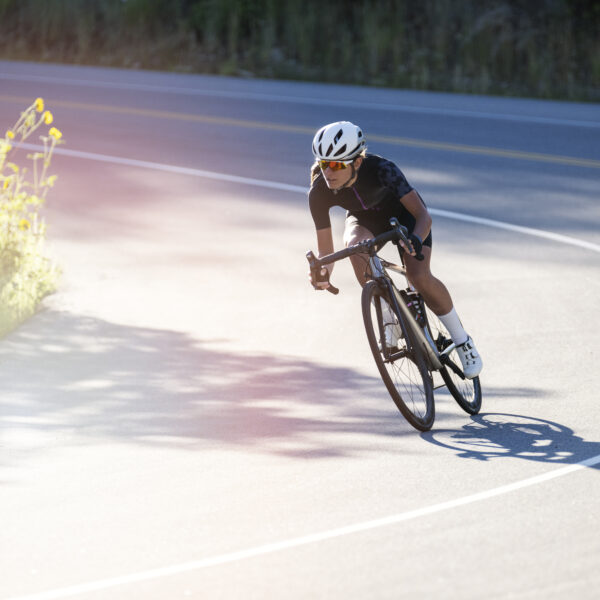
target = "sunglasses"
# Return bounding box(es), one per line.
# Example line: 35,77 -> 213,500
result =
318,159 -> 353,171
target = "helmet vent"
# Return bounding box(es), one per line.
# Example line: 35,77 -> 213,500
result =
347,143 -> 361,157
311,121 -> 364,160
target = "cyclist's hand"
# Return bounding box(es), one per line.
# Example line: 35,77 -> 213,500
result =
308,266 -> 332,289
408,234 -> 423,257
398,233 -> 424,260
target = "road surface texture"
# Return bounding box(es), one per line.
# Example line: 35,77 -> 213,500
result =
1,61 -> 599,599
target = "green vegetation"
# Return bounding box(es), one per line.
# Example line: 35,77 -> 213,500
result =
0,100 -> 61,336
0,0 -> 598,100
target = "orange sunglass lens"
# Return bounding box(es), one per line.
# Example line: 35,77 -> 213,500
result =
319,160 -> 347,171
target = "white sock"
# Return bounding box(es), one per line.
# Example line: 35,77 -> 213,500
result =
438,308 -> 468,346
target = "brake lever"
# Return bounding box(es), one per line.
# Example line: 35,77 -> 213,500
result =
403,239 -> 425,261
388,218 -> 424,261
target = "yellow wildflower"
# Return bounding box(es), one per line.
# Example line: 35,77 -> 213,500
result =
19,218 -> 31,231
2,178 -> 10,190
49,127 -> 62,140
43,111 -> 53,125
35,97 -> 44,112
6,130 -> 15,139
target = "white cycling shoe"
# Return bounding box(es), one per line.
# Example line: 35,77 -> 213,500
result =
456,336 -> 483,379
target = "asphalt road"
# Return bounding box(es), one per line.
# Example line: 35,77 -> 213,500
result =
1,61 -> 599,600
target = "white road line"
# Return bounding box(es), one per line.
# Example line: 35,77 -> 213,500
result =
2,72 -> 599,129
19,143 -> 600,254
429,208 -> 600,254
6,453 -> 600,600
47,145 -> 306,193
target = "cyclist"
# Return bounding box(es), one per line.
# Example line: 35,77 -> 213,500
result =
308,121 -> 483,379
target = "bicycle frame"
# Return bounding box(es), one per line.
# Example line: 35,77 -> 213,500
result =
306,218 -> 481,424
306,219 -> 457,373
369,253 -> 445,372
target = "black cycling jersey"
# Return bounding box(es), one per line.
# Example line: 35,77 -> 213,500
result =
308,153 -> 432,246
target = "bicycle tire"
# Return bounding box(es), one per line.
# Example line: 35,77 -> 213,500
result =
362,280 -> 435,431
423,304 -> 482,415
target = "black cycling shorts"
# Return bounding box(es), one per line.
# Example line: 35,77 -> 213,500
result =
345,214 -> 433,248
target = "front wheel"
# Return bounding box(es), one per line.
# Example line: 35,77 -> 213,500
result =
423,305 -> 482,414
362,280 -> 435,431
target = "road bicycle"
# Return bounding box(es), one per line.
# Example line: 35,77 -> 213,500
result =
306,218 -> 482,431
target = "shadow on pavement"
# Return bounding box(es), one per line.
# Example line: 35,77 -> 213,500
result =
0,309 -> 412,464
421,412 -> 600,470
3,310 -> 596,470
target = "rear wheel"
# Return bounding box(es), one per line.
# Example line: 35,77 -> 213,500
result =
362,280 -> 434,431
423,305 -> 482,414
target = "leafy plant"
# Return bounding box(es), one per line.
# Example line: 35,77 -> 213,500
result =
0,98 -> 61,336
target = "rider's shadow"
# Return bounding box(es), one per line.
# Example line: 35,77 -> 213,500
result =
422,413 -> 600,470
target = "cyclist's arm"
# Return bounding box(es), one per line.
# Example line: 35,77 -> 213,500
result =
316,226 -> 334,257
312,227 -> 335,287
375,159 -> 430,253
308,185 -> 336,286
400,190 -> 432,251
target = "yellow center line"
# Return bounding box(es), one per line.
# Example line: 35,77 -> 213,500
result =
2,94 -> 599,169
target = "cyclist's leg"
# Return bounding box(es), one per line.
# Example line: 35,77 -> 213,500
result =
404,247 -> 453,316
343,216 -> 374,286
405,246 -> 483,378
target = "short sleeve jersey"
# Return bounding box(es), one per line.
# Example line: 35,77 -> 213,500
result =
308,154 -> 419,236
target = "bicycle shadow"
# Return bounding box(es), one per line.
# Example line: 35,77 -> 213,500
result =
421,412 -> 600,470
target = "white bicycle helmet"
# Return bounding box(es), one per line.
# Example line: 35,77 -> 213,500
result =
312,121 -> 365,161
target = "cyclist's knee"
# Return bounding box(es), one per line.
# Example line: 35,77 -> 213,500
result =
406,263 -> 432,291
343,221 -> 373,248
